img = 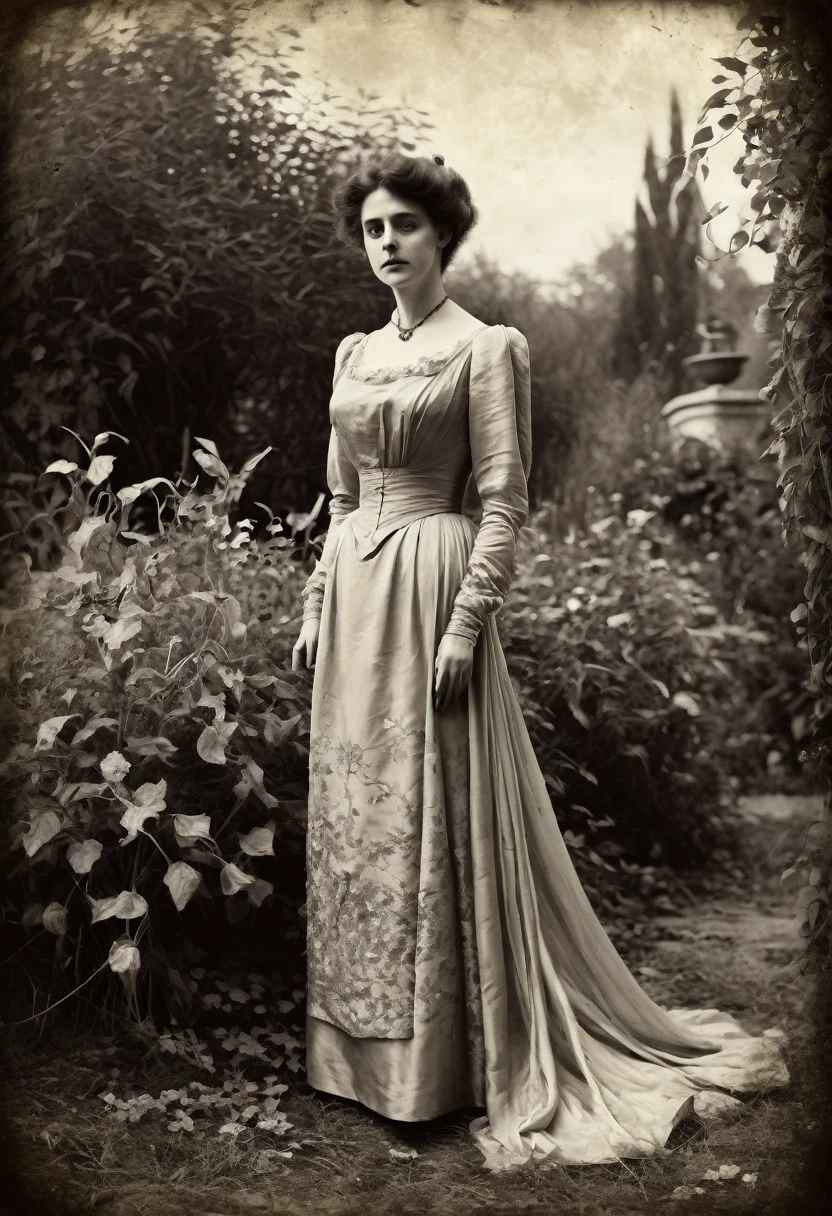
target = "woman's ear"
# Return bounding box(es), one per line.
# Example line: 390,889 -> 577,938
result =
437,224 -> 453,249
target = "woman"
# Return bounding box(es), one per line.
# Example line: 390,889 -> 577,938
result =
291,151 -> 788,1171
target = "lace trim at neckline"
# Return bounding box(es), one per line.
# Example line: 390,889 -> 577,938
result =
346,325 -> 490,384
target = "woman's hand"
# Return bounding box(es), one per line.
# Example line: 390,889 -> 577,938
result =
292,618 -> 321,675
434,632 -> 475,713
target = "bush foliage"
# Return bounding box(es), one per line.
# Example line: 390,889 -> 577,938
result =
503,463 -> 806,889
0,436 -> 311,1022
0,426 -> 809,1017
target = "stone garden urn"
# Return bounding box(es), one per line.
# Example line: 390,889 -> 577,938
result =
661,317 -> 770,456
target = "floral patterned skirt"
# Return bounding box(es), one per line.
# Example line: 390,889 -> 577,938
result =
304,511 -> 790,1169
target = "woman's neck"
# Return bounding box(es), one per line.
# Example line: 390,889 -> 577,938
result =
392,278 -> 447,330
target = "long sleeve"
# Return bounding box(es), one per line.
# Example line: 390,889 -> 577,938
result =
444,325 -> 532,645
300,334 -> 363,623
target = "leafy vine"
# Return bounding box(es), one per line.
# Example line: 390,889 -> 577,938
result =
689,2 -> 832,962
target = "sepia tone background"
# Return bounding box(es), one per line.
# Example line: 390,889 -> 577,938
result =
0,2 -> 828,1215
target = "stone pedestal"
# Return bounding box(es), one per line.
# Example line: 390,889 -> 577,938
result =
662,350 -> 770,458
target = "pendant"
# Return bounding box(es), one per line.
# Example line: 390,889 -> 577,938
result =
398,330 -> 413,341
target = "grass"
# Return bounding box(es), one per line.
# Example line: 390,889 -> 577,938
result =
1,792 -> 830,1216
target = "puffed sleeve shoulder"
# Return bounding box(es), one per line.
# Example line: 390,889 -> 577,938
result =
332,332 -> 366,389
445,324 -> 532,645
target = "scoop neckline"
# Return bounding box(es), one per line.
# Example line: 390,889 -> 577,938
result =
346,323 -> 491,384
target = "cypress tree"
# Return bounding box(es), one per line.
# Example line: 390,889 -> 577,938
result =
615,92 -> 703,396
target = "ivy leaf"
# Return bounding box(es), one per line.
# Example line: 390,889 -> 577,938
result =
758,159 -> 781,184
71,716 -> 119,746
117,477 -> 178,505
718,113 -> 738,129
43,460 -> 79,476
193,449 -> 229,482
164,861 -> 201,911
119,780 -> 167,843
238,822 -> 276,857
67,838 -> 103,874
91,431 -> 129,452
22,810 -> 62,856
197,692 -> 226,721
102,616 -> 143,652
86,454 -> 116,487
233,758 -> 279,809
248,878 -> 274,908
241,446 -> 273,474
35,714 -> 79,752
803,524 -> 832,546
197,721 -> 238,765
692,126 -> 714,146
221,861 -> 255,895
125,735 -> 179,758
713,55 -> 748,75
729,230 -> 750,252
89,891 -> 148,922
108,937 -> 141,973
702,87 -> 734,110
702,202 -> 728,224
134,779 -> 168,812
68,516 -> 108,556
173,813 -> 213,847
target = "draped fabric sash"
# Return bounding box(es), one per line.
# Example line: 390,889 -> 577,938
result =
465,616 -> 790,1170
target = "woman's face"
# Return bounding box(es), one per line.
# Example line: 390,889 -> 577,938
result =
360,185 -> 451,287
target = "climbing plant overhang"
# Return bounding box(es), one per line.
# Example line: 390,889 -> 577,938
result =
687,1 -> 832,960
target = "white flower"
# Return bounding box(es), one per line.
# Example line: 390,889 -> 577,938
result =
101,751 -> 131,783
671,691 -> 700,717
606,612 -> 632,629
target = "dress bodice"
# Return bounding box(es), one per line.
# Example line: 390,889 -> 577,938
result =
331,326 -> 488,474
301,323 -> 532,645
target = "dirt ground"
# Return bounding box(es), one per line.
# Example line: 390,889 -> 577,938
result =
2,792 -> 830,1216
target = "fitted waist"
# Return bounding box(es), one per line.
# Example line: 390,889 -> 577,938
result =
350,467 -> 468,560
358,467 -> 464,515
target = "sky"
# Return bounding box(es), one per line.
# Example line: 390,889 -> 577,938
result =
282,0 -> 772,286
69,0 -> 772,288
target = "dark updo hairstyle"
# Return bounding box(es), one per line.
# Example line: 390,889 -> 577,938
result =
331,150 -> 478,272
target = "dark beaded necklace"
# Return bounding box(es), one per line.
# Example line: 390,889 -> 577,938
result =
392,294 -> 449,341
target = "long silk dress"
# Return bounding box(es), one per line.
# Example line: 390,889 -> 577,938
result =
299,323 -> 789,1171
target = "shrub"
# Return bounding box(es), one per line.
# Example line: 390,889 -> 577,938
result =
502,460 -> 810,900
0,435 -> 311,1023
503,507 -> 745,880
615,442 -> 811,775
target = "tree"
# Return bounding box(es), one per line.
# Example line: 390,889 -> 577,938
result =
616,92 -> 703,396
0,3 -> 430,521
